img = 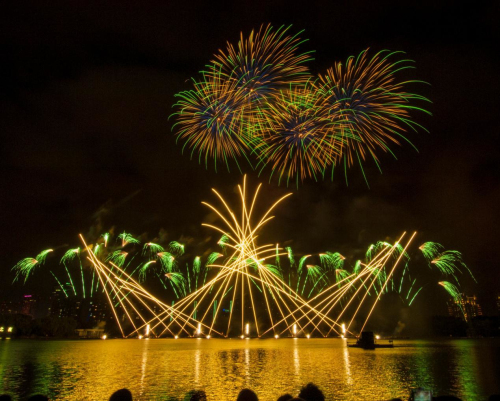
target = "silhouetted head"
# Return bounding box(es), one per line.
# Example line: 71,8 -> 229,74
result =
0,395 -> 12,401
27,396 -> 48,401
185,390 -> 207,401
237,388 -> 258,401
298,383 -> 325,401
109,388 -> 133,401
277,394 -> 293,401
488,396 -> 500,401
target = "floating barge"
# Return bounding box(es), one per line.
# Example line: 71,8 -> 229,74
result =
347,331 -> 394,350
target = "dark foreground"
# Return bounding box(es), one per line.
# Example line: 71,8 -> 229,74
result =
3,383 -> 500,401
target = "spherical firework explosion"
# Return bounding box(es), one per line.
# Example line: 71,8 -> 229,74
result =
171,25 -> 430,184
253,82 -> 342,185
171,69 -> 255,171
316,50 -> 431,175
210,23 -> 312,103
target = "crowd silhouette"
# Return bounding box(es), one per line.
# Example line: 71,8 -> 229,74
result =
2,383 -> 500,400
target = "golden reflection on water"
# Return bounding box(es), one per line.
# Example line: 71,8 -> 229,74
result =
0,338 -> 499,400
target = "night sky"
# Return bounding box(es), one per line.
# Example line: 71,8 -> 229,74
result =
1,1 -> 499,315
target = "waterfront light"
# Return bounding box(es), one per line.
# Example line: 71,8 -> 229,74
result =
275,334 -> 279,339
306,334 -> 310,339
138,335 -> 143,340
174,335 -> 178,339
102,335 -> 107,340
206,335 -> 210,339
375,335 -> 380,340
197,323 -> 201,335
293,323 -> 297,336
342,323 -> 346,335
245,323 -> 249,335
145,324 -> 150,337
240,335 -> 245,339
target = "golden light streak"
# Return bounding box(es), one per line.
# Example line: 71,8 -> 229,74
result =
81,177 -> 418,339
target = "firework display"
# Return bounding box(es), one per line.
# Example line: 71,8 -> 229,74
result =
12,178 -> 475,337
172,24 -> 430,184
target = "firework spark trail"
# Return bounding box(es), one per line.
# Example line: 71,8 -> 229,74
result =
160,176 -> 334,337
171,27 -> 429,185
295,254 -> 311,295
359,231 -> 416,333
264,240 -> 400,337
171,68 -> 255,172
210,24 -> 312,103
118,232 -> 140,247
12,249 -> 53,283
419,241 -> 444,262
47,177 -> 474,339
12,258 -> 38,283
50,270 -> 68,297
273,235 -> 411,337
439,281 -> 465,319
82,235 -> 223,338
431,250 -> 476,282
316,50 -> 431,183
168,241 -> 185,256
253,82 -> 343,185
256,262 -> 337,336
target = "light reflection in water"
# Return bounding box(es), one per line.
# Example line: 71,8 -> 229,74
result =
194,348 -> 201,388
243,347 -> 249,387
139,340 -> 148,397
293,341 -> 300,379
0,339 -> 498,400
343,344 -> 352,386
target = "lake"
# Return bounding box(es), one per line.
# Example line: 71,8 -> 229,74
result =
1,338 -> 499,400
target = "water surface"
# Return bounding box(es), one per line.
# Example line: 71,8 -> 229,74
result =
1,338 -> 499,400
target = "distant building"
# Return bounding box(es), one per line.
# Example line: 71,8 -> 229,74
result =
0,300 -> 20,315
20,295 -> 36,317
48,286 -> 109,328
75,328 -> 105,339
447,294 -> 482,322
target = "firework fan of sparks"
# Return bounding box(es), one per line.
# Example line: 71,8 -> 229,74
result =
12,177 -> 475,337
171,24 -> 430,184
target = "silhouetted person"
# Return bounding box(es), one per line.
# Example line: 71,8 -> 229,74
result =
0,395 -> 12,401
185,390 -> 207,401
27,396 -> 49,401
237,388 -> 258,401
298,383 -> 325,401
277,394 -> 293,401
489,396 -> 500,401
109,388 -> 133,401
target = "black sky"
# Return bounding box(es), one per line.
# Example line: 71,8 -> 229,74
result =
1,1 -> 499,314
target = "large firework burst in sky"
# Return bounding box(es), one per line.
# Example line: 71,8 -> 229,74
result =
171,24 -> 430,185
